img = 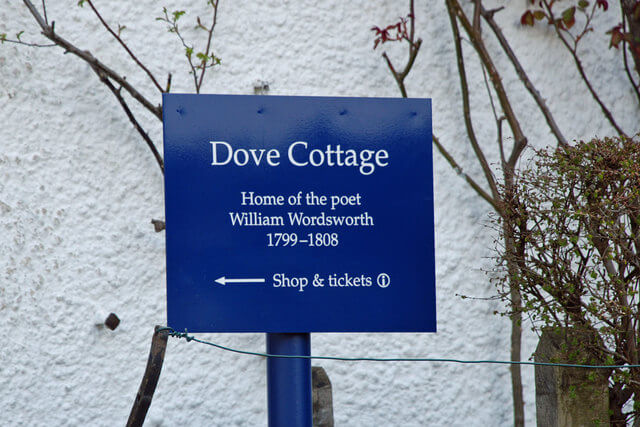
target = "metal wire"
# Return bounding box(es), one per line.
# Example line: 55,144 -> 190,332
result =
158,327 -> 636,369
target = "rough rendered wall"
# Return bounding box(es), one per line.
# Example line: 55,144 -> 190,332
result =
0,1 -> 637,426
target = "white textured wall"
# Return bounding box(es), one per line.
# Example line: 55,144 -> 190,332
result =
1,1 -> 637,426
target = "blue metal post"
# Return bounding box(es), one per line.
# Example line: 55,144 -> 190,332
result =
266,333 -> 312,427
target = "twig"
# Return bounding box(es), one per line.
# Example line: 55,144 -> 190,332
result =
497,116 -> 506,167
621,0 -> 640,78
92,66 -> 164,174
447,3 -> 526,425
41,0 -> 47,25
541,0 -> 627,137
381,0 -> 422,99
409,0 -> 415,43
480,5 -> 567,147
446,2 -> 500,204
0,38 -> 55,48
196,0 -> 220,92
447,0 -> 527,171
382,52 -> 405,97
479,61 -> 507,167
86,0 -> 164,93
472,0 -> 481,34
165,73 -> 172,93
376,3 -> 497,211
621,12 -> 640,107
157,9 -> 199,92
22,0 -> 162,121
432,134 -> 499,211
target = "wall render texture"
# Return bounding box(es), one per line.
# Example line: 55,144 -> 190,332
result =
1,1 -> 638,426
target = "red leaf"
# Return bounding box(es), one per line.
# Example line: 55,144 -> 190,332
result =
596,0 -> 608,11
565,15 -> 575,29
606,24 -> 624,48
521,10 -> 535,26
371,11 -> 412,49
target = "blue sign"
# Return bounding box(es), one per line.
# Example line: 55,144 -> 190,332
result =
163,94 -> 435,333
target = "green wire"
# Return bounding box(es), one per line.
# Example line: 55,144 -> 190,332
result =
158,327 -> 638,369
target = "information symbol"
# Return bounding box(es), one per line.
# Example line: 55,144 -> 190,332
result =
377,273 -> 390,288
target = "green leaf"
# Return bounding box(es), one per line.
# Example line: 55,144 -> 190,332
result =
578,0 -> 589,9
533,10 -> 546,21
185,46 -> 193,59
0,33 -> 6,43
562,7 -> 576,29
15,31 -> 24,41
172,10 -> 186,21
77,0 -> 86,6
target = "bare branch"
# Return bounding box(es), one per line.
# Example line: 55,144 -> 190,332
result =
541,0 -> 627,137
447,0 -> 527,172
479,60 -> 507,168
402,38 -> 422,79
376,3 -> 499,214
446,2 -> 500,203
621,0 -> 640,81
480,5 -> 567,147
0,38 -> 55,48
85,0 -> 165,93
165,73 -> 172,93
380,0 -> 422,99
621,12 -> 640,107
375,2 -> 498,214
23,0 -> 46,28
446,4 -> 527,424
382,52 -> 405,97
22,0 -> 162,121
409,0 -> 415,44
196,0 -> 220,92
126,326 -> 169,427
432,134 -> 499,212
472,0 -> 481,34
91,66 -> 164,174
41,0 -> 47,25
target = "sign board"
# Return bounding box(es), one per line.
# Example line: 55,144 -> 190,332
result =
163,94 -> 436,333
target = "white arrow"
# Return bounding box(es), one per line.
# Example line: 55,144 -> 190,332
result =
215,276 -> 266,286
